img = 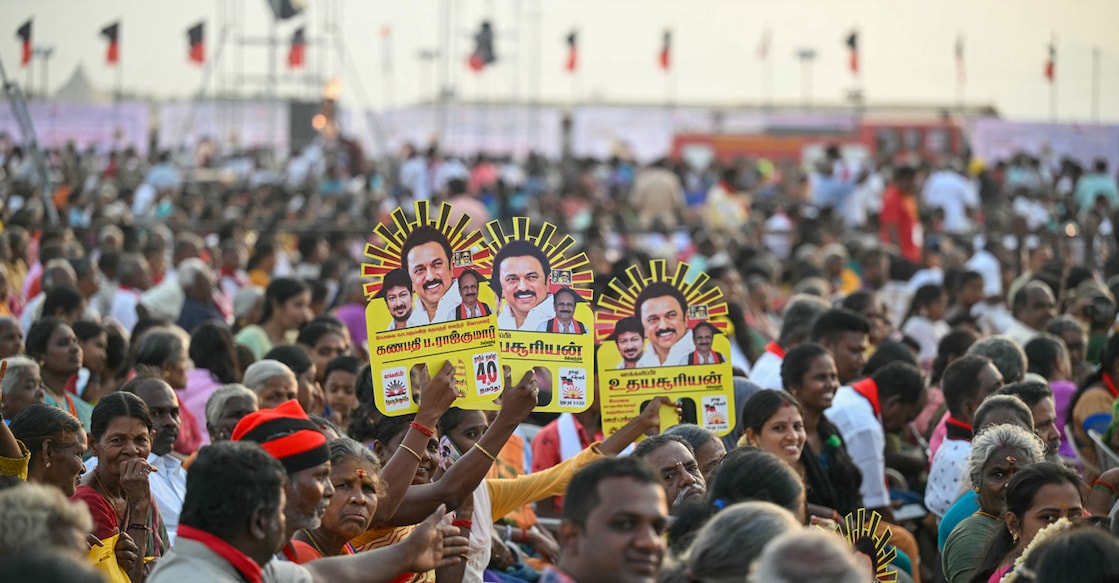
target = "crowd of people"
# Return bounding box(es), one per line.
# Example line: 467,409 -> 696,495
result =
1,124 -> 1119,583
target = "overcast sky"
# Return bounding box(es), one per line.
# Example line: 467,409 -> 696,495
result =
5,0 -> 1119,122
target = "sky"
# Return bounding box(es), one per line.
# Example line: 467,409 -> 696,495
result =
5,0 -> 1119,123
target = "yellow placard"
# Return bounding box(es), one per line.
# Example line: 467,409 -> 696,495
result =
363,201 -> 501,415
596,260 -> 735,436
473,217 -> 595,413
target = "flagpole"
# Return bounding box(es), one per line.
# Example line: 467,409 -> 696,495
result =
1049,34 -> 1057,121
1092,46 -> 1100,122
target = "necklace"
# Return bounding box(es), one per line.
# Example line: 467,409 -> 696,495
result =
975,510 -> 999,520
300,528 -> 328,557
94,467 -> 127,518
43,378 -> 79,418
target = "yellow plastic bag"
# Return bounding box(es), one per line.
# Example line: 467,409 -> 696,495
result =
87,533 -> 132,583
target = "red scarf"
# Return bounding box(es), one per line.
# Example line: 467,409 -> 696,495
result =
550,318 -> 584,333
945,416 -> 974,441
850,377 -> 881,417
1104,373 -> 1119,398
691,351 -> 724,365
177,525 -> 263,583
765,342 -> 786,359
458,302 -> 492,319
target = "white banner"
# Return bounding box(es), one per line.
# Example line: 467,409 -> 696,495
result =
0,101 -> 149,155
970,119 -> 1119,172
157,100 -> 290,154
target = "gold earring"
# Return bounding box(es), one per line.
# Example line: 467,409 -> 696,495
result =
45,461 -> 51,468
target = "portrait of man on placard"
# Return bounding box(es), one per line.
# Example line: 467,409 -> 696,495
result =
379,267 -> 414,332
493,240 -> 554,331
537,287 -> 587,334
613,316 -> 646,369
446,268 -> 492,321
678,321 -> 726,365
633,282 -> 694,367
400,225 -> 460,327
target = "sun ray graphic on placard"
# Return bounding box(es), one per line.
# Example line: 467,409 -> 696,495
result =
361,201 -> 490,299
594,259 -> 729,345
818,508 -> 898,583
473,217 -> 594,300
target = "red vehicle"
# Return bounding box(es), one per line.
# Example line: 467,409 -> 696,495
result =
671,118 -> 966,165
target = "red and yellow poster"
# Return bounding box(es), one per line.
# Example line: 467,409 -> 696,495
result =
596,260 -> 735,436
363,201 -> 500,415
474,217 -> 595,413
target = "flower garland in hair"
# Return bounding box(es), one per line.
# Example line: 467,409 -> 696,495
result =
1000,517 -> 1074,583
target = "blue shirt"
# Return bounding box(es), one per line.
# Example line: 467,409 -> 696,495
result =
938,489 -> 980,550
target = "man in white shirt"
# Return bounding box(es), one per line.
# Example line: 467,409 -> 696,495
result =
825,362 -> 926,522
494,241 -> 553,331
108,253 -> 154,335
750,295 -> 829,390
124,377 -> 187,544
401,226 -> 460,327
922,167 -> 979,235
924,356 -> 1003,518
1005,281 -> 1057,349
19,260 -> 78,335
536,287 -> 586,334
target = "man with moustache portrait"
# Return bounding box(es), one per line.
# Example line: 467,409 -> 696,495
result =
493,241 -> 554,331
445,268 -> 492,321
633,283 -> 694,368
537,287 -> 587,334
401,226 -> 460,327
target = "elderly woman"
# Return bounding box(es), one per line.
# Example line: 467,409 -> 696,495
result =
10,405 -> 87,495
290,438 -> 383,560
73,392 -> 167,583
72,391 -> 166,581
941,424 -> 1045,583
264,344 -> 324,416
133,328 -> 202,455
0,482 -> 94,557
27,318 -> 93,430
1,356 -> 44,419
241,359 -> 298,409
203,384 -> 259,443
659,501 -> 802,583
972,462 -> 1085,583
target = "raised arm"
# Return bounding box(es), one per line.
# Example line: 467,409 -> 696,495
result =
372,362 -> 459,522
304,504 -> 470,583
378,369 -> 538,527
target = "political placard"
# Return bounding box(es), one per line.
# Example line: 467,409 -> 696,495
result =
474,217 -> 595,413
363,201 -> 500,415
596,260 -> 735,436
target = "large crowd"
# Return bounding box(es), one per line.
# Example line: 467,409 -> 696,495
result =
1,125 -> 1119,583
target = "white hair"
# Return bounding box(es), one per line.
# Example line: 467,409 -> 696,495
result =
205,383 -> 259,429
1,356 -> 38,396
665,501 -> 802,583
0,482 -> 94,554
241,359 -> 295,392
177,257 -> 214,290
750,529 -> 870,583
